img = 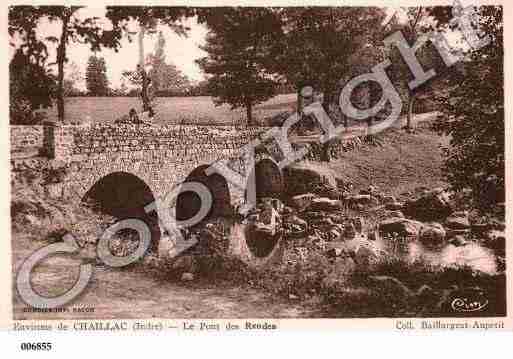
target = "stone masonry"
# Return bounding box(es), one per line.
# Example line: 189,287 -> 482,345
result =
38,123 -> 273,209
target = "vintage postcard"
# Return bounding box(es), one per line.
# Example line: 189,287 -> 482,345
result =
1,0 -> 512,340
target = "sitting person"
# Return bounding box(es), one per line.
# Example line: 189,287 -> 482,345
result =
138,106 -> 155,125
115,107 -> 154,125
129,108 -> 142,124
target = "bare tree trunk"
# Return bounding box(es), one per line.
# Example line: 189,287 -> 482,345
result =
138,24 -> 150,112
246,102 -> 253,127
321,86 -> 334,162
297,88 -> 303,115
406,94 -> 415,130
56,13 -> 70,122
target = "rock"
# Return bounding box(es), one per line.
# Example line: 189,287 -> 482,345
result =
306,197 -> 342,212
495,202 -> 505,216
24,214 -> 41,227
379,217 -> 424,237
180,272 -> 195,281
449,235 -> 468,247
245,213 -> 259,223
311,217 -> 335,229
351,217 -> 365,232
283,164 -> 337,195
172,255 -> 196,273
385,202 -> 403,211
483,230 -> 505,254
485,229 -> 505,242
451,210 -> 468,217
46,183 -> 63,199
290,193 -> 317,210
268,111 -> 293,127
367,185 -> 378,196
279,206 -> 292,216
382,195 -> 396,204
254,200 -> 282,235
471,222 -> 490,233
335,177 -> 351,190
446,228 -> 470,239
415,285 -> 436,301
312,182 -> 342,198
445,213 -> 470,230
385,210 -> 405,218
489,218 -> 506,230
329,214 -> 348,224
328,228 -> 342,241
353,242 -> 382,266
260,197 -> 285,213
343,222 -> 357,240
368,230 -> 380,241
403,188 -> 452,221
303,211 -> 324,221
246,203 -> 283,237
326,247 -> 344,258
287,215 -> 307,228
419,222 -> 446,247
251,221 -> 277,236
348,194 -> 372,205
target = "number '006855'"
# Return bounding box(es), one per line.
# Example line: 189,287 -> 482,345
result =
20,342 -> 53,351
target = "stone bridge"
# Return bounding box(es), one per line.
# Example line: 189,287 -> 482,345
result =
43,123 -> 289,218
12,121 -> 348,261
13,123 -> 298,255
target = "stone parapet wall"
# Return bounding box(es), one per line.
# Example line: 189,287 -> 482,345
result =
10,125 -> 46,155
52,124 -> 267,161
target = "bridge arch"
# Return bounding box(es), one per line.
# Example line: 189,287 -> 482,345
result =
175,164 -> 232,226
82,171 -> 160,252
246,154 -> 284,201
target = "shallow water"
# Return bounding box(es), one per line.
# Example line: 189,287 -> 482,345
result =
348,235 -> 498,275
407,241 -> 498,274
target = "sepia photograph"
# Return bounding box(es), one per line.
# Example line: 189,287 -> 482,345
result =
6,1 -> 507,324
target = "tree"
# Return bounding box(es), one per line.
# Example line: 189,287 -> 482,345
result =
106,6 -> 194,113
85,55 -> 109,96
430,6 -> 503,208
147,31 -> 191,94
63,61 -> 83,96
197,8 -> 282,126
267,8 -> 387,160
383,7 -> 448,130
272,8 -> 387,115
9,48 -> 56,124
8,5 -> 123,121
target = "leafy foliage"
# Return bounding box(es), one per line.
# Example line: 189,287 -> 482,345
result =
431,6 -> 504,208
85,55 -> 109,96
147,31 -> 192,94
105,6 -> 193,38
106,6 -> 194,114
9,6 -> 124,122
271,8 -> 387,107
384,7 -> 449,129
196,8 -> 282,125
9,49 -> 55,124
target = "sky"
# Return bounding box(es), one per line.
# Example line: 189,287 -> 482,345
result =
9,7 -> 209,90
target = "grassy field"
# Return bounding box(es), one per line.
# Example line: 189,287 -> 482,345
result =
327,121 -> 450,196
43,94 -> 297,126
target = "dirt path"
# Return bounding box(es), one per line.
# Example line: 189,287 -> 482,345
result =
12,235 -> 315,320
290,112 -> 440,143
